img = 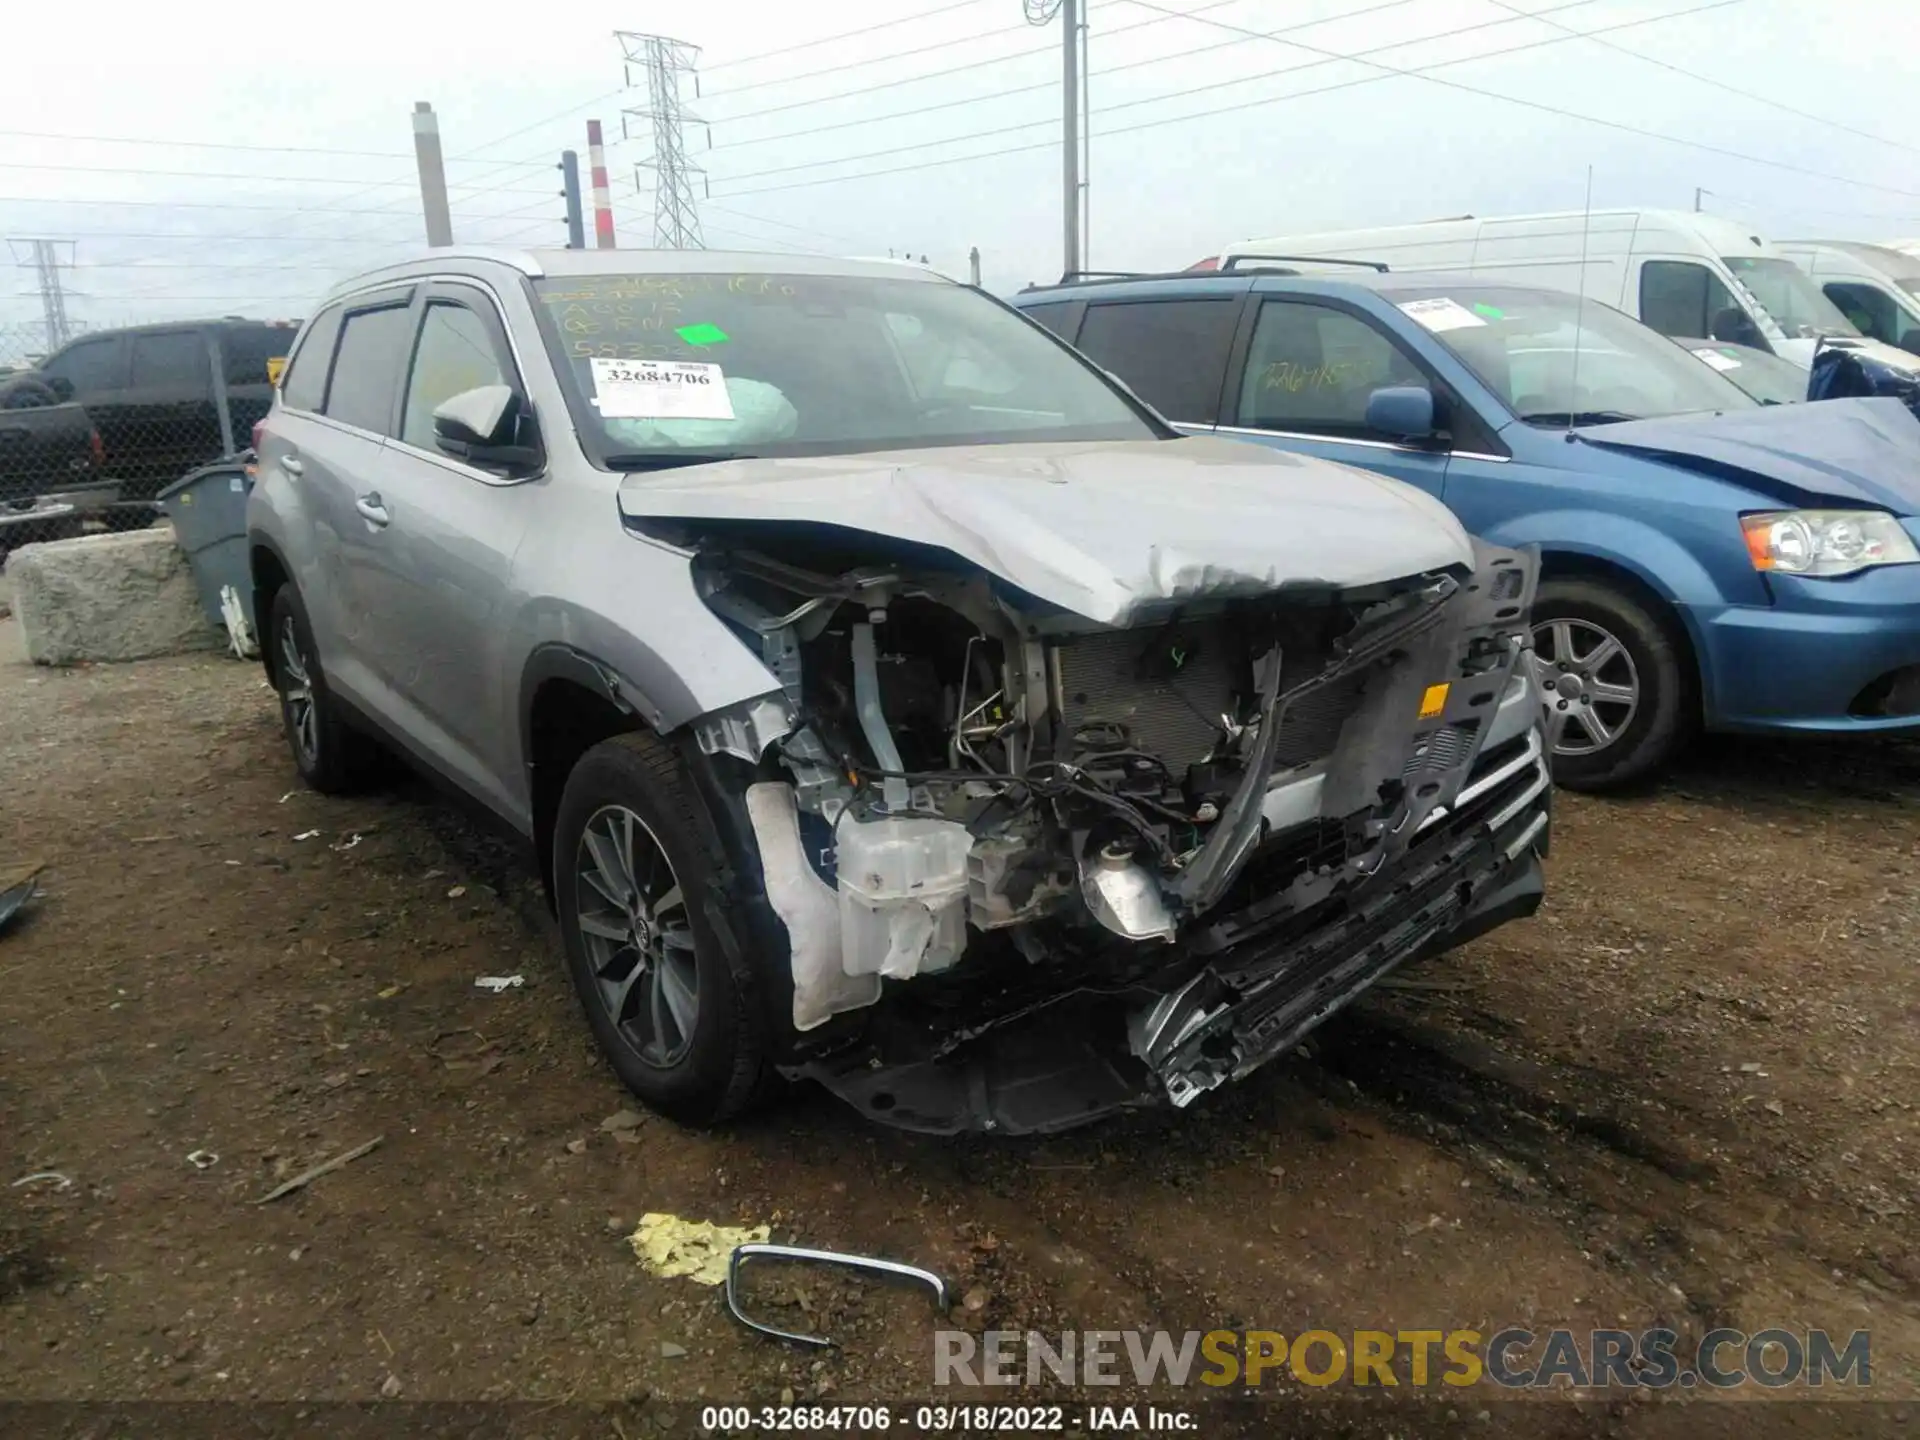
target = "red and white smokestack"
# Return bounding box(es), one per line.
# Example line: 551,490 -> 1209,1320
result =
586,120 -> 616,249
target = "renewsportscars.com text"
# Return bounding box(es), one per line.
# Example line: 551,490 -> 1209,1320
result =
934,1327 -> 1871,1390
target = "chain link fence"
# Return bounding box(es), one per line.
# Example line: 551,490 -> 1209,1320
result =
0,314 -> 299,558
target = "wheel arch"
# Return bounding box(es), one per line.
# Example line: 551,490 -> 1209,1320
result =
519,645 -> 652,904
1534,549 -> 1706,727
248,534 -> 293,685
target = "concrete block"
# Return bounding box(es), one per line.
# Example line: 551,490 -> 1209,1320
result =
10,529 -> 220,665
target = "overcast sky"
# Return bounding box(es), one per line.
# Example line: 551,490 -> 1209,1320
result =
3,0 -> 1918,356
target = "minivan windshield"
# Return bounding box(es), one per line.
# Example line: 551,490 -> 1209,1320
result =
530,270 -> 1161,467
1385,285 -> 1756,425
1721,256 -> 1859,339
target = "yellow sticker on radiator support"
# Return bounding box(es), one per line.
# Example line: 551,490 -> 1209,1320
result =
1418,682 -> 1450,720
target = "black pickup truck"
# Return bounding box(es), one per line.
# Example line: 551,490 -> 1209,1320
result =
0,373 -> 103,554
0,369 -> 105,498
33,318 -> 297,500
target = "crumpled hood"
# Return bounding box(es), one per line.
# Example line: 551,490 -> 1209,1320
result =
616,436 -> 1473,625
1574,398 -> 1920,513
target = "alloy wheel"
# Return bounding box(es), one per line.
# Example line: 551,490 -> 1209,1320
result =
1532,617 -> 1640,757
277,615 -> 319,770
573,804 -> 699,1068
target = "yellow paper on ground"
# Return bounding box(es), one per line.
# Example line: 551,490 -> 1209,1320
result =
629,1212 -> 770,1286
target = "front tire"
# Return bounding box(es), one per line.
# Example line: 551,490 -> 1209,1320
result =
553,731 -> 775,1126
1531,576 -> 1695,790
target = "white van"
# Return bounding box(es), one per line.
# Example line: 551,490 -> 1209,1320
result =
1207,209 -> 1859,367
1779,241 -> 1920,355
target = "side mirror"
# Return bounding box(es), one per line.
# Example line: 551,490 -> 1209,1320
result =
40,374 -> 75,403
432,384 -> 540,472
1709,306 -> 1764,349
1900,330 -> 1920,359
1365,385 -> 1437,441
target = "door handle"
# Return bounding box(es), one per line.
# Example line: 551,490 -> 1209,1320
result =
355,493 -> 390,528
279,454 -> 304,476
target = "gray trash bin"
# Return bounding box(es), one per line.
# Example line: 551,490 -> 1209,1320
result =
157,457 -> 254,633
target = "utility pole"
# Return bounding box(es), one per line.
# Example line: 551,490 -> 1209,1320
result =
969,246 -> 982,286
586,120 -> 617,248
560,150 -> 587,249
8,238 -> 75,352
1062,0 -> 1081,279
619,31 -> 707,250
1694,186 -> 1708,213
1026,1 -> 1083,278
411,102 -> 454,247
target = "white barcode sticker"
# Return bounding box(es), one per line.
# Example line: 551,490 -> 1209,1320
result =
1397,297 -> 1488,334
589,358 -> 736,421
1691,347 -> 1743,372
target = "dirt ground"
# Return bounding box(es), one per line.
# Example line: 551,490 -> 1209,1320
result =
1,610 -> 1915,1438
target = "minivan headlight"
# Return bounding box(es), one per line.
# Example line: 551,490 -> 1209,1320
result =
1740,509 -> 1920,577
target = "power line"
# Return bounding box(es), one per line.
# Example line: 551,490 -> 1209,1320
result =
699,19 -> 1034,102
0,193 -> 554,219
1112,0 -> 1920,201
709,0 -> 1345,151
703,0 -> 991,74
1482,0 -> 1920,160
0,157 -> 554,196
701,0 -> 1238,131
704,202 -> 874,249
710,0 -> 1756,200
0,129 -> 554,167
712,0 -> 1605,187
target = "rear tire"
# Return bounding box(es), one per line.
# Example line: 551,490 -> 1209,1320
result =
266,583 -> 381,795
1532,576 -> 1694,790
553,731 -> 777,1127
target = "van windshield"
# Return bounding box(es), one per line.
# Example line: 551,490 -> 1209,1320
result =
1386,286 -> 1756,425
1721,257 -> 1858,339
528,270 -> 1161,468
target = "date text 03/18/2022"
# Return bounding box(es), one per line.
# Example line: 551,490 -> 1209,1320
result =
697,1405 -> 1197,1432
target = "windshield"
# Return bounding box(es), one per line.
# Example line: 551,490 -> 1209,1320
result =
530,271 -> 1160,466
1387,286 -> 1756,424
1679,340 -> 1807,406
1721,256 -> 1858,339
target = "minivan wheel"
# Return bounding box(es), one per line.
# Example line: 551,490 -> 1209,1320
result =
1531,577 -> 1694,791
267,584 -> 379,794
553,731 -> 774,1126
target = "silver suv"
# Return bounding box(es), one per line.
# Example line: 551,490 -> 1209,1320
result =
248,248 -> 1550,1133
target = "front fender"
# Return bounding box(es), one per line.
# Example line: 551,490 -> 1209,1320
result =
1470,508 -> 1738,610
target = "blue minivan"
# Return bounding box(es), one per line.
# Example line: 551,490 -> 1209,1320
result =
1014,268 -> 1920,788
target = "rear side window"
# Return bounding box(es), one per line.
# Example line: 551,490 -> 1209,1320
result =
1235,300 -> 1427,438
1020,301 -> 1080,340
1073,299 -> 1239,424
323,303 -> 414,435
129,331 -> 211,397
279,309 -> 342,413
41,336 -> 123,394
1639,260 -> 1737,339
223,326 -> 295,386
1823,282 -> 1900,345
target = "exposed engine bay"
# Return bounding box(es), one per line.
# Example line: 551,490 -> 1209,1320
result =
675,523 -> 1550,1134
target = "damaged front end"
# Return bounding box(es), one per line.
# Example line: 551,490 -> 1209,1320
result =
680,530 -> 1547,1134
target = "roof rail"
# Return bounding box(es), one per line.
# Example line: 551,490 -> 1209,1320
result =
1221,253 -> 1389,273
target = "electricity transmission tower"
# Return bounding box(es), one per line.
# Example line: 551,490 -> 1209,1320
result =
618,32 -> 707,249
8,238 -> 76,352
